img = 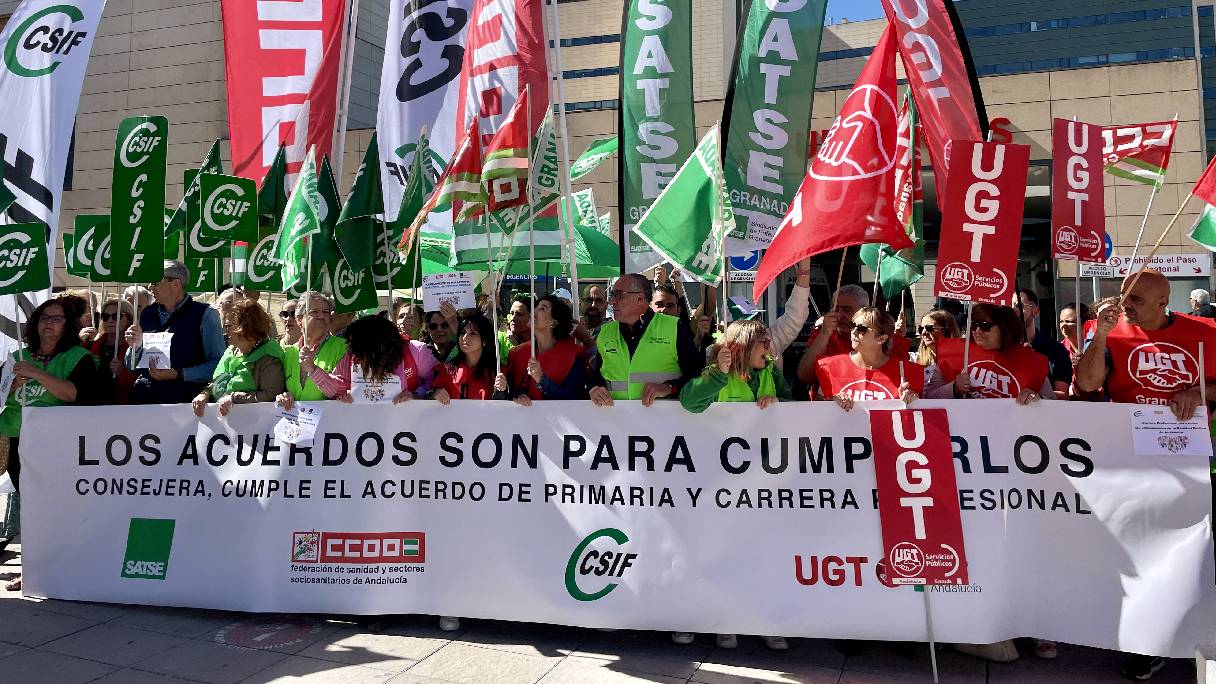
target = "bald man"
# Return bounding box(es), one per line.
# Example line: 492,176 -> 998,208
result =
1076,269 -> 1216,421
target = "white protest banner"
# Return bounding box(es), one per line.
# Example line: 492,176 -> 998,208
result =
136,332 -> 172,370
19,401 -> 1215,658
422,272 -> 475,311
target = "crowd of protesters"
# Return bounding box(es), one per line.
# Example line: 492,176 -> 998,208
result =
0,258 -> 1212,679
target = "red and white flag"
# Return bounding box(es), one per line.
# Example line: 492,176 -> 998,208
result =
482,87 -> 532,214
1102,120 -> 1177,188
1051,119 -> 1106,263
882,0 -> 986,195
934,140 -> 1031,304
753,26 -> 912,302
221,0 -> 346,183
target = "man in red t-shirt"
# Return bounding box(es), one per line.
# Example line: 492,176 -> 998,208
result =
1076,269 -> 1216,420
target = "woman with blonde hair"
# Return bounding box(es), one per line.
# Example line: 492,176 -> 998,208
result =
915,308 -> 961,376
813,307 -> 923,410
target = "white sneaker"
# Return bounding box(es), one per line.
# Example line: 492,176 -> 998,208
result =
763,636 -> 789,651
716,633 -> 738,649
671,632 -> 695,645
438,616 -> 461,632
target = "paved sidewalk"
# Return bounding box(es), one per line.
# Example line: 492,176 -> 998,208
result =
0,543 -> 1197,683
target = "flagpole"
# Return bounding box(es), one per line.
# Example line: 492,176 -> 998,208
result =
1074,266 -> 1082,353
483,210 -> 502,371
1126,183 -> 1160,269
831,246 -> 848,311
1119,192 -> 1195,306
378,217 -> 392,312
961,301 -> 974,384
331,0 -> 361,182
545,0 -> 581,319
526,86 -> 537,358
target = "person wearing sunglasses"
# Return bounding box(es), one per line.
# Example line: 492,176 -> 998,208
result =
278,300 -> 302,347
915,309 -> 961,374
924,303 -> 1052,405
812,307 -> 922,410
86,298 -> 137,404
278,292 -> 351,403
795,284 -> 911,386
126,260 -> 226,405
588,273 -> 704,406
0,295 -> 98,592
423,302 -> 460,362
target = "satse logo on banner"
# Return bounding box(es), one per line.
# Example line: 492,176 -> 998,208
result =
121,518 -> 175,580
3,4 -> 91,78
292,531 -> 426,564
565,528 -> 637,601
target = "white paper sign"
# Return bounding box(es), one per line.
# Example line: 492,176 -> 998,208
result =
137,333 -> 173,369
273,403 -> 323,445
350,364 -> 395,404
1130,406 -> 1214,457
423,272 -> 476,311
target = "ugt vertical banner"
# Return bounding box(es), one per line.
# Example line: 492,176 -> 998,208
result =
1050,119 -> 1105,263
110,116 -> 168,283
221,0 -> 346,182
869,409 -> 968,586
933,141 -> 1030,304
619,0 -> 695,273
722,0 -> 827,252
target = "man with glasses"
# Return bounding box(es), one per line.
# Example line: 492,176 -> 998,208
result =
125,260 -> 226,404
580,284 -> 608,336
280,292 -> 348,401
588,273 -> 703,406
1017,290 -> 1071,399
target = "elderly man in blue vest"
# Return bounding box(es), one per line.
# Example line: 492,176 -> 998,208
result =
589,273 -> 703,406
124,260 -> 226,404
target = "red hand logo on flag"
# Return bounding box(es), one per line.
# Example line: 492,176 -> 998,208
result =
812,85 -> 898,182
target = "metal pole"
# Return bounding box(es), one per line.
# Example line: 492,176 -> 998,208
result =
526,86 -> 537,357
546,0 -> 581,319
1074,267 -> 1082,353
923,589 -> 940,684
961,302 -> 974,391
330,0 -> 361,182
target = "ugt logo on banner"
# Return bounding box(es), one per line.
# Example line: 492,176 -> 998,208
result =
934,140 -> 1030,304
868,409 -> 967,586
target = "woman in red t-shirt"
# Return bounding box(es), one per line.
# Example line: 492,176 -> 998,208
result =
925,303 -> 1052,405
430,313 -> 508,403
505,294 -> 590,404
812,307 -> 923,411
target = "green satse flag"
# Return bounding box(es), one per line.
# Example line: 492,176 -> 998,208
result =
570,137 -> 618,181
276,150 -> 323,291
620,0 -> 695,273
1188,203 -> 1216,251
167,140 -> 221,236
336,134 -> 384,271
722,0 -> 826,248
0,224 -> 50,294
258,144 -> 289,226
111,116 -> 168,283
631,125 -> 734,286
859,91 -> 924,299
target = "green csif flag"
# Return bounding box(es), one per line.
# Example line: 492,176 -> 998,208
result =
199,174 -> 258,244
0,224 -> 50,294
110,116 -> 168,283
860,91 -> 924,299
71,214 -> 111,282
620,0 -> 695,273
336,135 -> 384,272
167,139 -> 221,236
184,169 -> 231,261
631,125 -> 734,286
258,144 -> 289,228
570,136 -> 618,181
276,150 -> 323,291
721,0 -> 827,248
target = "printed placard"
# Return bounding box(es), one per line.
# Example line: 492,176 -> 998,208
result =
423,272 -> 475,311
137,332 -> 173,370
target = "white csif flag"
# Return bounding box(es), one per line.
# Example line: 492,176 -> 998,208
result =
0,0 -> 107,351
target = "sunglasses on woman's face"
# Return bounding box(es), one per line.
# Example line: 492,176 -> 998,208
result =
428,321 -> 450,331
279,310 -> 295,320
99,312 -> 122,322
851,323 -> 870,336
970,320 -> 996,332
918,325 -> 942,334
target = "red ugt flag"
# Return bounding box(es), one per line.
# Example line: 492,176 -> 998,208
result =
1193,152 -> 1216,207
753,26 -> 912,302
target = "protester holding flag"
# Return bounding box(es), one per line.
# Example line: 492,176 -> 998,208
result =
504,295 -> 590,404
126,261 -> 226,405
423,304 -> 460,362
796,285 -> 910,384
812,307 -> 922,409
278,293 -> 350,403
296,315 -> 437,405
925,304 -> 1053,404
588,274 -> 704,406
431,314 -> 508,405
394,300 -> 425,341
501,295 -> 533,360
680,320 -> 791,413
87,298 -> 137,405
769,259 -> 814,371
192,301 -> 286,417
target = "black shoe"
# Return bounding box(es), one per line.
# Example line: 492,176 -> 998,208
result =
1121,655 -> 1165,680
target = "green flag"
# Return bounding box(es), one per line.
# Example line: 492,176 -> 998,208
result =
186,258 -> 222,294
620,0 -> 695,273
860,92 -> 924,299
110,116 -> 168,283
184,170 -> 231,261
62,231 -> 83,278
335,135 -> 384,271
1188,203 -> 1216,251
162,208 -> 181,260
258,144 -> 289,227
244,223 -> 282,292
199,174 -> 258,244
276,149 -> 323,291
570,136 -> 618,181
167,139 -> 221,236
0,225 -> 50,295
71,214 -> 111,282
721,0 -> 827,247
631,125 -> 734,286
308,155 -> 344,290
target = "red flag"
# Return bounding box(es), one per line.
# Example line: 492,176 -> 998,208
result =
1194,154 -> 1216,207
883,0 -> 985,195
1051,119 -> 1106,263
221,0 -> 345,182
396,120 -> 479,251
1101,120 -> 1177,187
481,88 -> 531,214
753,27 -> 911,302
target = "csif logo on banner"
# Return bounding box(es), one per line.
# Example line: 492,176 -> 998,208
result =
565,528 -> 637,601
3,4 -> 91,78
